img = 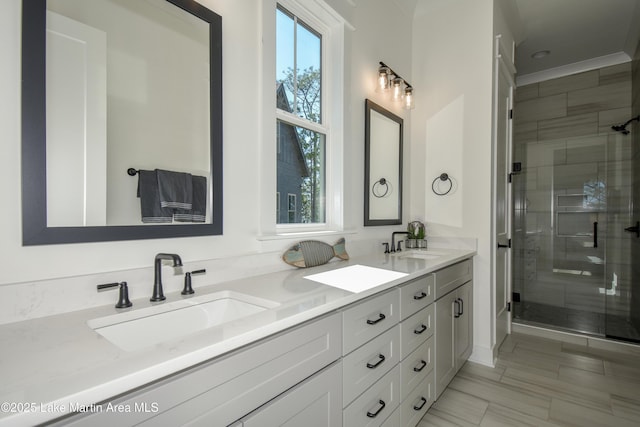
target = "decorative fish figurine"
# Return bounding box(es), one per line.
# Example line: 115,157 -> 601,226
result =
283,238 -> 350,268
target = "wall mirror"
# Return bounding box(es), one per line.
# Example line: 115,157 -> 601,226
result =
364,99 -> 403,226
21,0 -> 222,245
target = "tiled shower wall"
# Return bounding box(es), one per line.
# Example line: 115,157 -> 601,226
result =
631,47 -> 640,332
513,62 -> 632,323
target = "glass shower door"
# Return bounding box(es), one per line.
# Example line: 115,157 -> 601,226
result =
604,132 -> 639,342
512,132 -> 637,339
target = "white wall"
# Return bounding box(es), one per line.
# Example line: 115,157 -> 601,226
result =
411,0 -> 495,366
0,0 -> 413,292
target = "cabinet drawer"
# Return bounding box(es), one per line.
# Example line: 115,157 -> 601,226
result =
59,313 -> 342,427
241,361 -> 343,427
381,407 -> 401,427
343,289 -> 400,355
400,336 -> 433,400
399,370 -> 434,427
434,259 -> 472,299
399,274 -> 434,319
343,365 -> 401,427
400,304 -> 434,359
343,325 -> 400,407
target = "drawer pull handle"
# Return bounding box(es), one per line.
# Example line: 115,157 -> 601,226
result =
414,324 -> 427,334
366,400 -> 386,418
414,292 -> 427,300
413,397 -> 427,411
413,359 -> 427,372
366,354 -> 386,369
366,313 -> 386,325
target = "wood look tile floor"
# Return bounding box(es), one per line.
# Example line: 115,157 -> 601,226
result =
420,333 -> 640,426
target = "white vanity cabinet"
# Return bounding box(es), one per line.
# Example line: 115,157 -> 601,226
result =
396,275 -> 436,427
341,289 -> 400,426
434,259 -> 473,399
238,361 -> 343,427
53,313 -> 342,427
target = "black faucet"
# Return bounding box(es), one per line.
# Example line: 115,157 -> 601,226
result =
391,231 -> 409,253
151,253 -> 183,302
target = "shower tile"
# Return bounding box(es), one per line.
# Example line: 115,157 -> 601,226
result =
538,112 -> 598,140
568,81 -> 631,115
517,93 -> 567,122
525,190 -> 551,212
525,281 -> 565,307
564,139 -> 605,164
538,70 -> 598,97
513,119 -> 537,144
599,62 -> 632,86
553,163 -> 598,189
526,139 -> 566,167
598,107 -> 632,133
536,166 -> 553,190
515,83 -> 539,102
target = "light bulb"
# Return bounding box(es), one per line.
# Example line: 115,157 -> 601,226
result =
403,87 -> 414,110
392,78 -> 403,101
377,66 -> 390,92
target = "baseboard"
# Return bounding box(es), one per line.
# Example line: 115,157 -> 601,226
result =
468,345 -> 495,367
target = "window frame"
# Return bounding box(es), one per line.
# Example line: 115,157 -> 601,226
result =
265,0 -> 345,235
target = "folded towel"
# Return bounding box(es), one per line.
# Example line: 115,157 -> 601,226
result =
137,170 -> 173,223
174,175 -> 207,222
156,169 -> 193,210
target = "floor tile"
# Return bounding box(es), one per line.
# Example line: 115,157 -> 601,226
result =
549,398 -> 639,427
424,332 -> 640,426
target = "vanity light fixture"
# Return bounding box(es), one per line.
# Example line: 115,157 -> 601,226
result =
376,61 -> 414,110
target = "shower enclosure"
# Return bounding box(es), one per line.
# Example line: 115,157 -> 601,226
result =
512,132 -> 638,342
511,63 -> 639,343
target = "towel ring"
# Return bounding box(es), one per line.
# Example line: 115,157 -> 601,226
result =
432,173 -> 453,196
372,178 -> 390,198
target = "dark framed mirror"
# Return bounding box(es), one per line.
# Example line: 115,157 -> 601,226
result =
21,0 -> 222,245
364,99 -> 403,226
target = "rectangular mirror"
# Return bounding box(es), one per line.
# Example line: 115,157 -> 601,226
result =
21,0 -> 223,245
364,99 -> 403,226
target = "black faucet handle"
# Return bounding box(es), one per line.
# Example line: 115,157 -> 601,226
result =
182,269 -> 205,295
382,242 -> 390,254
97,281 -> 132,309
397,240 -> 403,252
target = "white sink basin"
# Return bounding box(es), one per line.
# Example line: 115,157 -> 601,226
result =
394,250 -> 447,260
88,291 -> 279,352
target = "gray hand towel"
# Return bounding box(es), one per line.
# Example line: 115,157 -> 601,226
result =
174,175 -> 207,222
156,169 -> 193,210
137,170 -> 173,223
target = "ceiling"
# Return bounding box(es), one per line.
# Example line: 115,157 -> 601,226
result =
511,0 -> 640,78
405,0 -> 640,81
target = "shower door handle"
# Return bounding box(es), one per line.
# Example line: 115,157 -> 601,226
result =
625,221 -> 640,238
593,222 -> 598,248
497,239 -> 511,249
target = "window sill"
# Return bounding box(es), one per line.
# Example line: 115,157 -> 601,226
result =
257,229 -> 357,241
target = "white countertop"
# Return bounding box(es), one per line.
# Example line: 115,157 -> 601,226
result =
0,248 -> 474,426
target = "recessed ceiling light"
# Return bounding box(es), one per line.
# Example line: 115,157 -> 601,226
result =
531,50 -> 550,59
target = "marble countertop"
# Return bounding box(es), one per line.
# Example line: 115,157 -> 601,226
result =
0,248 -> 474,426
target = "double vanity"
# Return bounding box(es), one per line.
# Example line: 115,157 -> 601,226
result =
0,247 -> 474,426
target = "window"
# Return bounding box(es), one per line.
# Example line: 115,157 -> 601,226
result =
262,0 -> 346,235
288,193 -> 297,222
276,4 -> 325,225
